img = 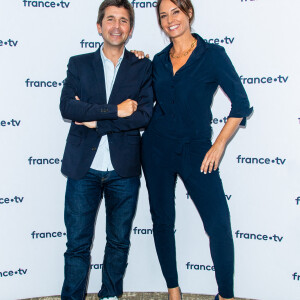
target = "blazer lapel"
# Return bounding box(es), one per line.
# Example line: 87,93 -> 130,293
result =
108,49 -> 132,105
92,48 -> 107,104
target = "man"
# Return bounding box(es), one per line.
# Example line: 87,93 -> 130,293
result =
59,1 -> 153,299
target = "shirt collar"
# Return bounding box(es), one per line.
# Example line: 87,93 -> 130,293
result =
156,33 -> 207,57
100,43 -> 125,66
156,33 -> 208,70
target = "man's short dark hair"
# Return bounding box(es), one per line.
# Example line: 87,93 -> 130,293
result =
97,0 -> 135,29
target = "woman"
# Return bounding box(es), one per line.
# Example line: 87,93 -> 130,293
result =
141,1 -> 253,300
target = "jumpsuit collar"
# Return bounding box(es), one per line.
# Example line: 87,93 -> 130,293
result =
156,33 -> 208,74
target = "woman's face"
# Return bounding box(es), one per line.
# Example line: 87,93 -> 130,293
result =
158,0 -> 192,39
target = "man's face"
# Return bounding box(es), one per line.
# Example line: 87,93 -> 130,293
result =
97,6 -> 133,48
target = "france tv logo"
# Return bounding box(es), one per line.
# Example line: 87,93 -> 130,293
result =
0,39 -> 18,47
22,1 -> 70,8
130,1 -> 157,8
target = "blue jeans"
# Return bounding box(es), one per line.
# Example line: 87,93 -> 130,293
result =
61,169 -> 140,300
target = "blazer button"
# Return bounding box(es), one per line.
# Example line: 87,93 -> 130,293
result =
91,147 -> 97,151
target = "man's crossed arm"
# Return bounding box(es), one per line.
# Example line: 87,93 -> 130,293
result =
74,96 -> 138,128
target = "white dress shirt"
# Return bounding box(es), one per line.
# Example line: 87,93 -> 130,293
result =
90,45 -> 124,171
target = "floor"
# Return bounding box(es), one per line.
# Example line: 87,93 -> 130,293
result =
25,292 -> 256,300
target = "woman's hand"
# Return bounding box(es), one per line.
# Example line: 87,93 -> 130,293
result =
130,50 -> 149,59
200,117 -> 243,174
201,140 -> 226,174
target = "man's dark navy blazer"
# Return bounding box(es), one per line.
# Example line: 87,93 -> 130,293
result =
60,48 -> 153,180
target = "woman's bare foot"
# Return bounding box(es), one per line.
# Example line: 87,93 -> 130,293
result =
219,295 -> 234,300
168,287 -> 181,300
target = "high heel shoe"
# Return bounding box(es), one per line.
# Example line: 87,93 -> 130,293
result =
215,295 -> 219,300
168,287 -> 182,300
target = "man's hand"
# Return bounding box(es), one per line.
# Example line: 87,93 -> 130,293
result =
75,120 -> 97,128
117,99 -> 138,118
74,96 -> 97,128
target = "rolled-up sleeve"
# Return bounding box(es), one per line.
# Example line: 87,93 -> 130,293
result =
212,47 -> 253,126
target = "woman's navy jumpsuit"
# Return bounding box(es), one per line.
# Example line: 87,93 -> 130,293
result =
142,34 -> 253,298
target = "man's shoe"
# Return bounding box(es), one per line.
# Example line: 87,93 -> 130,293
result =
100,297 -> 118,300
